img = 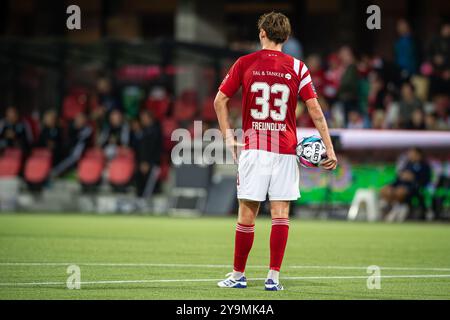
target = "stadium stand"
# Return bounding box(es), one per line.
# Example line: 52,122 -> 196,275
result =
62,88 -> 89,121
201,96 -> 218,122
173,99 -> 197,121
0,9 -> 448,219
145,96 -> 170,121
161,118 -> 179,151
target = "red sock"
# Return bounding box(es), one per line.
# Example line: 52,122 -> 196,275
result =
270,218 -> 289,271
233,223 -> 255,272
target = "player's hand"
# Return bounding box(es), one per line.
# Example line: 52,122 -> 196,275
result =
225,137 -> 245,163
321,148 -> 338,170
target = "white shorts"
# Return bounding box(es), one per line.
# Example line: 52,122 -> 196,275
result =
237,149 -> 300,202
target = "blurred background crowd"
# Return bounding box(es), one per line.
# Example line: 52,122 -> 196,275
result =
0,0 -> 449,219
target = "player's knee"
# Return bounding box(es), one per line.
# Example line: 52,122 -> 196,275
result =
238,212 -> 257,225
238,200 -> 259,224
270,201 -> 290,219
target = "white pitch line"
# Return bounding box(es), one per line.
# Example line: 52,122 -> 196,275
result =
1,262 -> 450,272
0,262 -> 232,268
1,274 -> 450,287
288,265 -> 450,272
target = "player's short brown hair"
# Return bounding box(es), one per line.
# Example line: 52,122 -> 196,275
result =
257,12 -> 291,44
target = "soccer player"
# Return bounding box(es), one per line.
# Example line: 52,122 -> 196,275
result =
214,12 -> 338,291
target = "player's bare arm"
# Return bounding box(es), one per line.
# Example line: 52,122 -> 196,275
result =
305,98 -> 338,170
214,90 -> 243,161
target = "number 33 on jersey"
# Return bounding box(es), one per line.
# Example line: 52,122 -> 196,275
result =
219,49 -> 317,155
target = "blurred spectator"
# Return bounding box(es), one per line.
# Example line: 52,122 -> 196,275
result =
337,46 -> 360,121
98,109 -> 130,159
323,53 -> 342,102
428,22 -> 450,97
380,148 -> 431,221
398,82 -> 423,128
296,102 -> 314,128
149,86 -> 169,101
91,77 -> 119,133
122,85 -> 144,119
432,94 -> 450,129
406,108 -> 426,130
424,112 -> 440,130
96,77 -> 119,113
371,110 -> 387,129
357,54 -> 374,77
318,96 -> 333,125
51,113 -> 92,177
136,110 -> 162,198
357,55 -> 372,116
394,19 -> 418,77
346,110 -> 365,129
383,91 -> 401,128
297,96 -> 332,128
0,106 -> 32,153
367,72 -> 387,113
129,118 -> 143,153
37,110 -> 63,165
305,54 -> 325,95
91,104 -> 108,134
282,34 -> 303,59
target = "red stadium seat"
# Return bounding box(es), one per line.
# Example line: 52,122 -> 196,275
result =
0,148 -> 23,177
77,148 -> 105,186
108,158 -> 134,186
201,96 -> 217,122
108,151 -> 135,187
24,153 -> 52,185
107,147 -> 135,187
78,158 -> 104,185
0,157 -> 21,177
145,97 -> 170,121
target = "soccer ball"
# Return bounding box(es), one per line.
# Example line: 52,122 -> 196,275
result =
296,136 -> 327,168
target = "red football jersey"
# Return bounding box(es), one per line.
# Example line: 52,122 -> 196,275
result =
219,49 -> 317,154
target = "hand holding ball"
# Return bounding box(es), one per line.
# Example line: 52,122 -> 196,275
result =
296,136 -> 328,168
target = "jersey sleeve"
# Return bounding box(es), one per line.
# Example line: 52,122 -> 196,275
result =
298,62 -> 318,102
219,58 -> 242,98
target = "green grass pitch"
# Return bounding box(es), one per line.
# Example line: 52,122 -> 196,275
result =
0,213 -> 449,300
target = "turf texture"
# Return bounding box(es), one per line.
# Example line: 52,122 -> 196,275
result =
0,213 -> 449,299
